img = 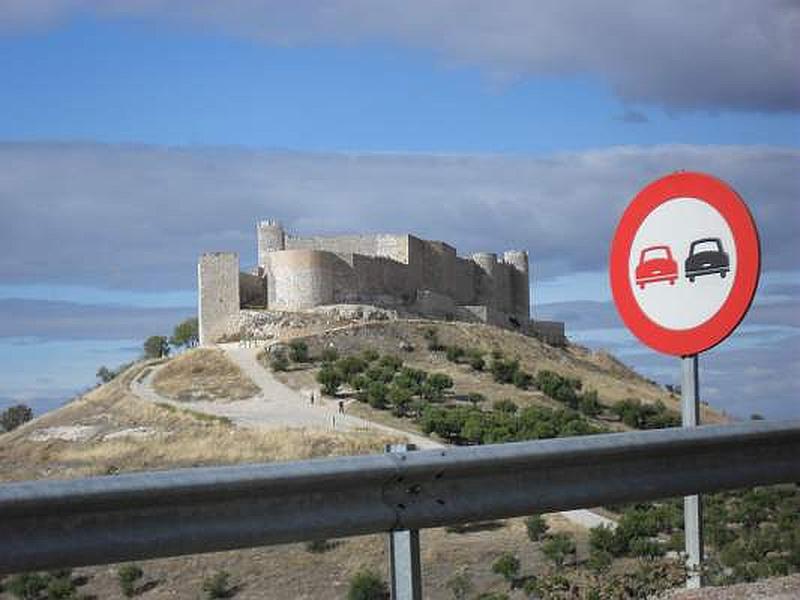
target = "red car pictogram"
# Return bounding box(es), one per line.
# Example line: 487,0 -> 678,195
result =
635,245 -> 678,289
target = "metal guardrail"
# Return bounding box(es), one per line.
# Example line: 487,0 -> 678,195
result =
1,420 -> 799,575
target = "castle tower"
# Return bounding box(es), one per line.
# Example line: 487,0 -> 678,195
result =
257,220 -> 286,267
198,252 -> 240,345
503,250 -> 530,321
472,252 -> 498,308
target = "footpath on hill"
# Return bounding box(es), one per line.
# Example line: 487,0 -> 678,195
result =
129,342 -> 616,530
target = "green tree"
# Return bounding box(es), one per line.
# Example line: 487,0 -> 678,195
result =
143,335 -> 170,359
491,552 -> 520,583
170,317 -> 199,349
445,571 -> 474,600
1,404 -> 33,432
366,381 -> 388,409
96,365 -> 116,383
525,515 -> 549,541
541,533 -> 576,568
317,365 -> 344,396
587,549 -> 613,574
202,571 -> 234,599
269,349 -> 289,372
6,573 -> 50,600
288,340 -> 310,363
493,399 -> 518,414
346,569 -> 388,600
117,564 -> 143,598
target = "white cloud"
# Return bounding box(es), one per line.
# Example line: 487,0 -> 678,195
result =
1,1 -> 797,112
0,142 -> 797,290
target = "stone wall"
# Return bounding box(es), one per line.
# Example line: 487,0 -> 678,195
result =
198,252 -> 240,345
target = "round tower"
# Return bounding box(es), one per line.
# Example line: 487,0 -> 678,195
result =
503,250 -> 530,321
257,220 -> 286,267
472,252 -> 498,308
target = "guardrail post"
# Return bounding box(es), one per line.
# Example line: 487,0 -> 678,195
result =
386,443 -> 422,600
682,355 -> 704,589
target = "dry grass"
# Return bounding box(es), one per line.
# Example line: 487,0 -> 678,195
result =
152,348 -> 260,402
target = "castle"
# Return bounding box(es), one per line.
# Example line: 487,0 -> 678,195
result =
197,221 -> 564,345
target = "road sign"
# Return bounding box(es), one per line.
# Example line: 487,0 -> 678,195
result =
610,171 -> 760,356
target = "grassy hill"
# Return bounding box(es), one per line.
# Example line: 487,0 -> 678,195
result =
0,318 -> 742,599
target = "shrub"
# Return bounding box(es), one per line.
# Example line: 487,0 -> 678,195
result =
445,346 -> 465,363
524,515 -> 549,541
46,574 -> 77,599
541,533 -> 576,567
579,390 -> 602,417
490,358 -> 519,384
445,571 -> 473,600
388,385 -> 413,416
630,537 -> 666,560
202,571 -> 234,599
361,349 -> 380,363
317,365 -> 344,396
589,524 -> 620,556
335,356 -> 368,381
288,340 -> 309,362
468,354 -> 485,371
466,392 -> 485,407
493,399 -> 518,414
346,569 -> 388,600
588,549 -> 613,574
171,317 -> 199,349
512,370 -> 533,390
320,347 -> 339,363
366,381 -> 388,409
117,564 -> 143,598
6,573 -> 49,600
378,354 -> 403,372
1,404 -> 33,432
143,335 -> 170,359
269,350 -> 289,372
304,539 -> 339,553
491,552 -> 520,583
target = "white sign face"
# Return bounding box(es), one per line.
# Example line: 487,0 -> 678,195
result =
628,197 -> 737,330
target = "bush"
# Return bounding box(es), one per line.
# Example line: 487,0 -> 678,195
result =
388,385 -> 413,416
288,340 -> 310,362
378,354 -> 403,372
1,404 -> 33,432
524,515 -> 549,541
366,381 -> 388,409
6,573 -> 49,599
445,571 -> 473,600
335,356 -> 368,381
630,537 -> 666,560
143,335 -> 170,359
541,533 -> 576,567
445,346 -> 465,363
46,573 -> 77,599
317,365 -> 344,396
466,392 -> 486,407
493,399 -> 518,414
171,317 -> 199,349
512,370 -> 533,390
320,347 -> 339,363
490,358 -> 519,384
117,564 -> 143,598
304,539 -> 339,553
468,354 -> 485,371
579,390 -> 602,417
202,571 -> 234,599
589,524 -> 620,556
588,549 -> 613,574
346,569 -> 388,600
269,350 -> 289,372
361,349 -> 380,363
491,552 -> 520,583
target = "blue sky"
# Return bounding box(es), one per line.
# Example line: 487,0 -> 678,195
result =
0,1 -> 798,419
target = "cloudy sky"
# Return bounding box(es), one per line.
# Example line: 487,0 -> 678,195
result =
0,1 -> 798,419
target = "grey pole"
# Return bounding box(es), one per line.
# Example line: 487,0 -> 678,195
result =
682,355 -> 703,589
386,443 -> 423,600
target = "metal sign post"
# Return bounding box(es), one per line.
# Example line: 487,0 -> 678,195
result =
682,355 -> 703,588
386,443 -> 422,600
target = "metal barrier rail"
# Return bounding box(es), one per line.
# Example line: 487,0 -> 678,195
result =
1,420 -> 799,575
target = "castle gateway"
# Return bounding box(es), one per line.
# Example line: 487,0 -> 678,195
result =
198,221 -> 564,344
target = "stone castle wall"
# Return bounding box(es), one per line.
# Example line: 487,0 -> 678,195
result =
198,221 -> 563,345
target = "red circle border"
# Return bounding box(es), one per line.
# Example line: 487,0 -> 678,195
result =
609,172 -> 760,357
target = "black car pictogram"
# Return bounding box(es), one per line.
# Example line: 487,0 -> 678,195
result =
685,238 -> 730,282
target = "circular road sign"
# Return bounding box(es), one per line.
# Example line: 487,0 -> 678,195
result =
610,172 -> 760,356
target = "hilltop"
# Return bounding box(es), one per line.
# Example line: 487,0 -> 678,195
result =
0,317 -> 730,599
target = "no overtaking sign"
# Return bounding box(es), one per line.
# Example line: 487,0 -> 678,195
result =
610,171 -> 760,357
